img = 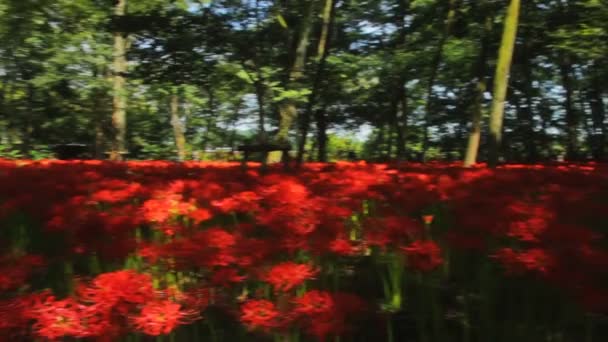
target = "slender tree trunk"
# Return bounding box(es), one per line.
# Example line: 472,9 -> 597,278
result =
521,56 -> 537,162
22,84 -> 35,155
579,92 -> 594,159
464,80 -> 488,167
201,86 -> 217,155
276,0 -> 315,143
464,14 -> 492,167
110,0 -> 128,161
388,82 -> 407,159
392,82 -> 408,159
297,0 -> 336,164
255,80 -> 266,141
229,99 -> 243,151
421,0 -> 458,161
488,0 -> 520,167
588,77 -> 606,161
399,82 -> 409,158
0,79 -> 7,147
559,58 -> 578,161
170,89 -> 187,161
315,107 -> 328,162
93,87 -> 106,159
385,0 -> 411,161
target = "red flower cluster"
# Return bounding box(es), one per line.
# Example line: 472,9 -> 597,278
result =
263,262 -> 317,292
0,159 -> 607,340
402,240 -> 443,272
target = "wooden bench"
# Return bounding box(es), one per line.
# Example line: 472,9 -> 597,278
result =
52,144 -> 91,160
237,143 -> 291,170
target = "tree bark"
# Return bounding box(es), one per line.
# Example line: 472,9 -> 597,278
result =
521,54 -> 537,162
464,13 -> 492,167
559,57 -> 578,161
110,0 -> 128,161
588,75 -> 606,161
170,89 -> 187,162
276,0 -> 315,144
315,107 -> 328,162
296,0 -> 336,164
488,0 -> 520,167
421,0 -> 458,161
255,79 -> 267,140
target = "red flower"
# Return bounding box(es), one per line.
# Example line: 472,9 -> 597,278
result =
30,295 -> 86,340
422,215 -> 434,225
294,290 -> 334,315
0,255 -> 45,291
494,248 -> 553,275
263,262 -> 317,292
329,237 -> 358,256
402,240 -> 443,272
132,300 -> 195,336
188,208 -> 212,224
78,270 -> 155,314
240,300 -> 279,330
211,268 -> 246,287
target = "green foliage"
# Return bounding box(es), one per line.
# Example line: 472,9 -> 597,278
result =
0,0 -> 605,162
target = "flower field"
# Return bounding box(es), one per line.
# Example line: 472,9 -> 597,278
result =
1,159 -> 607,341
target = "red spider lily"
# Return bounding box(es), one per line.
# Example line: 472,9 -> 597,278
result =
402,240 -> 443,272
493,248 -> 554,275
0,255 -> 45,291
78,270 -> 155,315
301,292 -> 367,342
211,268 -> 246,287
364,216 -> 423,249
240,299 -> 280,331
29,295 -> 87,340
187,208 -> 212,224
263,262 -> 318,292
328,237 -> 359,256
89,181 -> 143,204
293,290 -> 334,315
132,300 -> 197,336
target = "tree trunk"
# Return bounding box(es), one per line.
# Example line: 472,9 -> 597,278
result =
93,90 -> 106,159
229,99 -> 243,152
255,80 -> 266,141
388,82 -> 407,159
315,107 -> 328,162
170,89 -> 187,162
276,0 -> 315,143
399,82 -> 409,158
559,58 -> 578,161
110,0 -> 128,161
201,85 -> 217,155
464,13 -> 492,167
588,76 -> 606,161
488,0 -> 520,167
521,55 -> 537,162
296,0 -> 336,164
421,0 -> 458,161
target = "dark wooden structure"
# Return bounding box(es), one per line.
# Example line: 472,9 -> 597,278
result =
237,143 -> 291,170
52,144 -> 91,160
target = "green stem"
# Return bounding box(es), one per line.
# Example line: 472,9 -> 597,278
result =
207,313 -> 218,342
387,315 -> 394,342
415,274 -> 429,342
64,261 -> 74,295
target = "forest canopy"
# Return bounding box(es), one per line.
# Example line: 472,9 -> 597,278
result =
0,0 -> 606,164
